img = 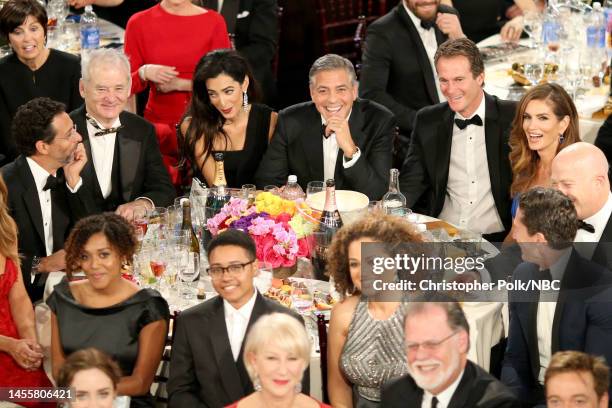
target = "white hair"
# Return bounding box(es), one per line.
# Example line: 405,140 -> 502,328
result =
81,48 -> 131,87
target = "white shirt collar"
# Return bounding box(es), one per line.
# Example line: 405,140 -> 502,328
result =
223,288 -> 258,320
454,91 -> 486,122
26,157 -> 55,192
424,367 -> 465,408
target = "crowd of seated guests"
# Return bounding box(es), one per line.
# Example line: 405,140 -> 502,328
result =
3,0 -> 612,407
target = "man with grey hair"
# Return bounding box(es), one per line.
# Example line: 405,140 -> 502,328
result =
382,300 -> 519,408
70,48 -> 174,220
254,53 -> 395,200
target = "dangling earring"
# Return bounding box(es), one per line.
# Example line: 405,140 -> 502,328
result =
294,381 -> 302,394
253,375 -> 262,391
559,133 -> 565,144
242,91 -> 249,111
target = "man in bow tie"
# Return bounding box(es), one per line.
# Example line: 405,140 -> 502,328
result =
1,97 -> 89,302
359,0 -> 464,165
70,48 -> 175,221
399,38 -> 516,241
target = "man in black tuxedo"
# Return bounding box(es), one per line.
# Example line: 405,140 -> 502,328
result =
502,187 -> 612,407
551,142 -> 612,270
1,97 -> 89,302
198,0 -> 278,104
399,38 -> 515,241
359,0 -> 464,159
168,229 -> 307,407
255,54 -> 395,200
382,300 -> 519,408
70,48 -> 174,221
545,351 -> 610,408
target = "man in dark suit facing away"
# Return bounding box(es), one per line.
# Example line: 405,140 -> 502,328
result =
255,53 -> 395,200
1,97 -> 90,302
168,229 -> 308,407
382,299 -> 519,408
70,48 -> 175,222
399,38 -> 516,242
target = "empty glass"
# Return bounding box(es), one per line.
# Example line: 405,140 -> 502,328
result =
523,63 -> 544,86
241,184 -> 256,205
178,252 -> 200,300
306,181 -> 325,200
522,11 -> 543,48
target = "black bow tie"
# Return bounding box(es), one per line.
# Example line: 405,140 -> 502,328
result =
421,19 -> 435,30
454,115 -> 483,130
578,220 -> 596,233
43,173 -> 65,191
86,113 -> 123,137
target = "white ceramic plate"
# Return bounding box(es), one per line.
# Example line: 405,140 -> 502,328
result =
305,190 -> 369,212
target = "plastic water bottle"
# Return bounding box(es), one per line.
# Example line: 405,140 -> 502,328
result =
80,5 -> 100,52
542,5 -> 561,52
281,175 -> 306,201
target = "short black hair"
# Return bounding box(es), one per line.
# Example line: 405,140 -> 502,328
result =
207,229 -> 256,260
12,97 -> 66,156
0,0 -> 47,41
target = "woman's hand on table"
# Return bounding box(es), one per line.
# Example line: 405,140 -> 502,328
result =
500,16 -> 524,42
9,338 -> 44,371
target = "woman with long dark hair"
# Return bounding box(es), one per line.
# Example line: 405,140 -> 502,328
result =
178,49 -> 277,188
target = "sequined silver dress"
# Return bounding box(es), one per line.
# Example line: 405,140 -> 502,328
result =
339,301 -> 409,406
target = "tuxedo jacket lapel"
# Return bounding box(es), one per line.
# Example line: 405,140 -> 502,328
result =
300,107 -> 324,182
16,158 -> 45,246
117,125 -> 140,203
396,7 -> 439,103
210,298 -> 245,401
432,107 -> 453,210
484,94 -> 504,212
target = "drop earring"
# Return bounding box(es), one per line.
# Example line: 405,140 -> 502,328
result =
559,133 -> 565,144
253,375 -> 262,391
242,91 -> 249,111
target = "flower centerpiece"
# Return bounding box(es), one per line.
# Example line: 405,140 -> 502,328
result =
206,192 -> 317,274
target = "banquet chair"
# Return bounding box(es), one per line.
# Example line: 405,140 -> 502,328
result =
153,310 -> 181,405
315,0 -> 386,66
316,313 -> 330,403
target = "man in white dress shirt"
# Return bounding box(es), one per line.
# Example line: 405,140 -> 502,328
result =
70,48 -> 174,222
1,97 -> 89,301
255,54 -> 395,200
551,142 -> 612,268
382,300 -> 519,407
168,229 -> 307,407
399,38 -> 516,242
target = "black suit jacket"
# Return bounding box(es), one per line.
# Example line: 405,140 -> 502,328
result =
254,98 -> 395,200
501,251 -> 612,406
1,156 -> 91,301
399,93 -> 516,232
167,292 -> 309,408
200,0 -> 277,103
382,360 -> 520,408
70,106 -> 175,211
359,3 -> 449,137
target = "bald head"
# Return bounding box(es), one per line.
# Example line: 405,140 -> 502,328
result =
551,142 -> 610,220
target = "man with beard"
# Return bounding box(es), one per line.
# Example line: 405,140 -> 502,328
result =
1,97 -> 90,302
359,0 -> 464,164
551,142 -> 612,270
381,301 -> 519,408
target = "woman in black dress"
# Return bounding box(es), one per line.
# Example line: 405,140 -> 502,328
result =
178,49 -> 277,188
47,213 -> 169,408
0,0 -> 82,165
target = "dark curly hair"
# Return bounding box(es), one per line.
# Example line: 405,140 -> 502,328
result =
12,97 -> 66,157
57,348 -> 122,390
0,0 -> 47,41
64,213 -> 137,278
178,49 -> 259,172
518,187 -> 580,250
327,213 -> 422,299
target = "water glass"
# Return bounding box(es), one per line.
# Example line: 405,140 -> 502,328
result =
241,184 -> 257,204
523,63 -> 544,86
178,252 -> 200,300
264,185 -> 280,195
522,11 -> 543,48
306,181 -> 325,199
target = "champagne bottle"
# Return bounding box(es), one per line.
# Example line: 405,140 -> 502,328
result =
313,179 -> 343,281
205,152 -> 230,216
382,168 -> 407,215
181,199 -> 200,254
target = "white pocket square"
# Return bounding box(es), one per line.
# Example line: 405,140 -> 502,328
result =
237,10 -> 250,19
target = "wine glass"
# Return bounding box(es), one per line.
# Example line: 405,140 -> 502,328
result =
523,63 -> 544,86
306,181 -> 325,200
178,252 -> 200,301
564,58 -> 582,100
522,11 -> 543,48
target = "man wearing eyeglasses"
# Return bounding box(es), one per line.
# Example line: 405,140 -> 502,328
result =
168,229 -> 308,407
70,48 -> 174,222
381,300 -> 519,408
1,97 -> 89,302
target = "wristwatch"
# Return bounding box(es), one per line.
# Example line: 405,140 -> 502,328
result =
31,256 -> 41,275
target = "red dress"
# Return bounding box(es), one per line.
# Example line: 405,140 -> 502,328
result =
124,4 -> 231,187
0,258 -> 54,408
